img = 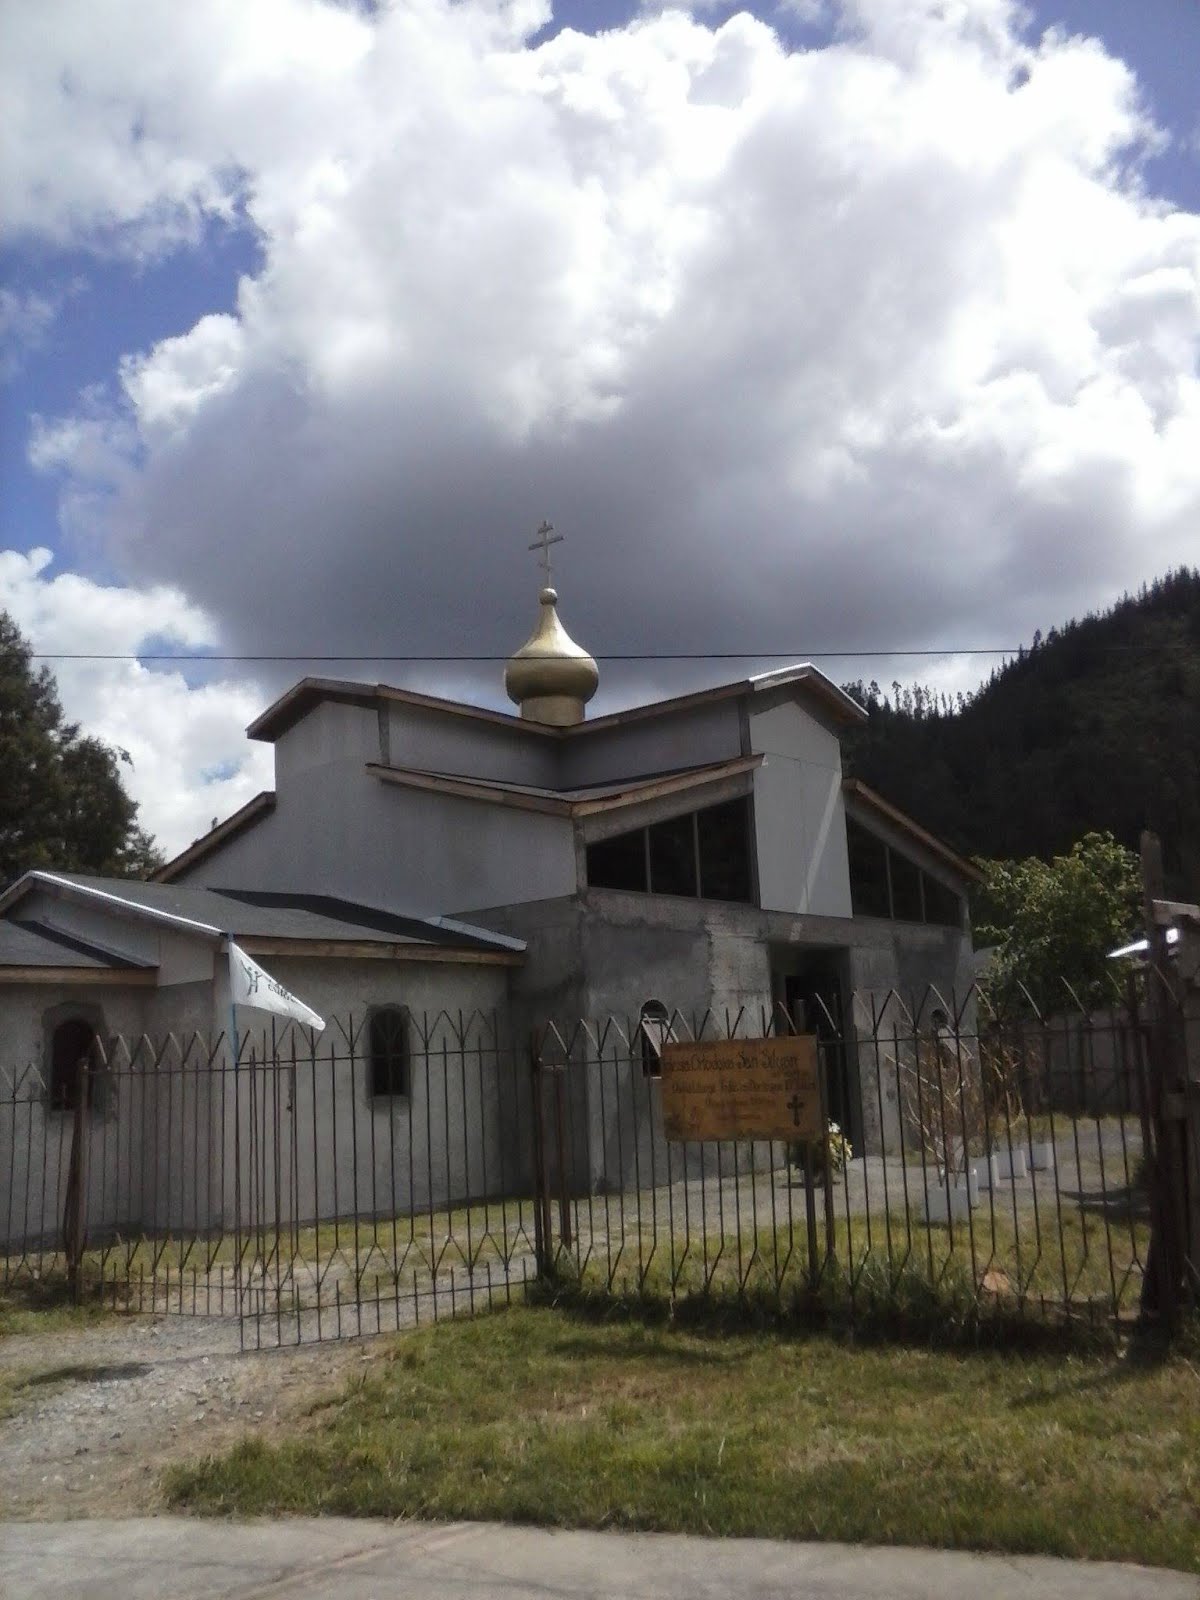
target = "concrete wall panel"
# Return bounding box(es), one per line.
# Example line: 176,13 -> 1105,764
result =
749,701 -> 852,918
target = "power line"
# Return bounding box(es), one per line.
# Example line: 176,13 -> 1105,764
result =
23,642 -> 1187,664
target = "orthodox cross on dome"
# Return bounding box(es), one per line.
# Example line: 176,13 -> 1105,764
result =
528,519 -> 564,587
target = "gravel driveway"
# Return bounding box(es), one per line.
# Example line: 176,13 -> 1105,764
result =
0,1312 -> 372,1519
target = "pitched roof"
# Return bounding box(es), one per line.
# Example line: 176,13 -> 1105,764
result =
0,874 -> 524,959
0,919 -> 154,971
246,663 -> 866,744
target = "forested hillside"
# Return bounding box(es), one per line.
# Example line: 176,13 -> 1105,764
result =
842,568 -> 1200,895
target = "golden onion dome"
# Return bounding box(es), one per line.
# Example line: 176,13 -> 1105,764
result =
504,587 -> 599,726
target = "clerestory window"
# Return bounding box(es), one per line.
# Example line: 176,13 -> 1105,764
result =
846,818 -> 963,928
586,797 -> 754,904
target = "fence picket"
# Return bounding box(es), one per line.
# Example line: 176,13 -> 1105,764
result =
1,986 -> 1184,1345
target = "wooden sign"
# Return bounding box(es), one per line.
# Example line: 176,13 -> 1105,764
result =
659,1035 -> 822,1142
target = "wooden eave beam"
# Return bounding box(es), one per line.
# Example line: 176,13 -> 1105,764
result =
0,966 -> 157,986
570,755 -> 762,816
366,763 -> 571,816
366,754 -> 762,820
235,936 -> 523,967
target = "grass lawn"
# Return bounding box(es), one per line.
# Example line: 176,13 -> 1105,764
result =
0,1277 -> 118,1340
167,1305 -> 1200,1571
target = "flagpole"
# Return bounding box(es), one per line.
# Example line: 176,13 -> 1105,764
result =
225,937 -> 243,1313
226,938 -> 239,1073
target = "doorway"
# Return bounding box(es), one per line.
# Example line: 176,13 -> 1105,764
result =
780,950 -> 857,1143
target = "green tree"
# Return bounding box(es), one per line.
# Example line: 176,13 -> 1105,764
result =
972,832 -> 1141,1014
841,567 -> 1200,898
0,611 -> 162,887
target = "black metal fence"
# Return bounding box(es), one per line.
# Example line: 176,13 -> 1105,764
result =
2,1011 -> 540,1348
532,989 -> 1160,1333
0,985 -> 1181,1347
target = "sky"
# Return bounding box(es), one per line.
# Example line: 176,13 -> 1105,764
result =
1,0 -> 1198,857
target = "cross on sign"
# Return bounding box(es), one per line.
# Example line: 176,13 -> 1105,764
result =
529,519 -> 564,586
787,1093 -> 806,1127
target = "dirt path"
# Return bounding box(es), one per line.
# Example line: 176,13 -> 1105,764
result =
0,1314 -> 374,1519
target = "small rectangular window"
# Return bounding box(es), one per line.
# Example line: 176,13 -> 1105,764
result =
697,798 -> 753,902
49,1019 -> 98,1113
586,830 -> 648,892
847,819 -> 890,919
369,1007 -> 409,1098
648,813 -> 697,897
639,1003 -> 674,1078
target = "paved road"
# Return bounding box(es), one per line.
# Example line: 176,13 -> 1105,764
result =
2,1519 -> 1196,1599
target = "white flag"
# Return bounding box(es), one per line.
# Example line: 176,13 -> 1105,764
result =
228,942 -> 325,1032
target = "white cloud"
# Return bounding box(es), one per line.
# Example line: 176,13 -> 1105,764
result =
0,549 -> 273,857
3,0 -> 1199,833
0,289 -> 58,379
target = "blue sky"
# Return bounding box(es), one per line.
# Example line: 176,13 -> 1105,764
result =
1,0 -> 1198,850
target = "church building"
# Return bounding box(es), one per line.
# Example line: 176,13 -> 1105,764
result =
154,524 -> 978,1122
0,526 -> 979,1220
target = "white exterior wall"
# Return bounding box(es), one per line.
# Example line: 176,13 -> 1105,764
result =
0,983 -> 154,1250
383,703 -> 560,786
560,700 -> 742,788
0,947 -> 522,1252
227,956 -> 521,1228
274,699 -> 381,784
180,715 -> 577,915
749,700 -> 852,917
15,890 -> 218,982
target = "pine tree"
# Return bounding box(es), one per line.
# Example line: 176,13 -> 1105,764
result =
0,612 -> 162,887
841,568 -> 1200,897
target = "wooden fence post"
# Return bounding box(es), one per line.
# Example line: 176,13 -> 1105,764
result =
1175,918 -> 1200,1307
1139,832 -> 1198,1328
529,1033 -> 553,1278
62,1054 -> 89,1304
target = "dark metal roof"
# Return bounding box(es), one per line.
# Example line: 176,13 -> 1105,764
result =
2,875 -> 523,955
0,919 -> 152,970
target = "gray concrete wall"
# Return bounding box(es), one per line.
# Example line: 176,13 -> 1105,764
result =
179,689 -> 865,932
844,918 -> 979,1155
541,892 -> 778,1195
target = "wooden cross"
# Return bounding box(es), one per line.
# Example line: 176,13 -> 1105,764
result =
787,1093 -> 805,1128
528,520 -> 564,587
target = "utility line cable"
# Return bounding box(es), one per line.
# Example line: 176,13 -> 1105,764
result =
24,644 -> 1188,664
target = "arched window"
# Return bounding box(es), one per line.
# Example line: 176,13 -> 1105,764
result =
368,1006 -> 410,1098
49,1018 -> 97,1113
638,1000 -> 672,1079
